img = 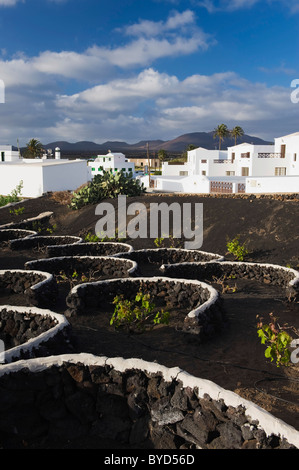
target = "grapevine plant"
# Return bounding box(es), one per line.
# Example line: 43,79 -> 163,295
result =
257,313 -> 293,367
110,291 -> 170,333
226,236 -> 249,261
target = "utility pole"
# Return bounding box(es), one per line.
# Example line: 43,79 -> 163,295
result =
147,142 -> 151,188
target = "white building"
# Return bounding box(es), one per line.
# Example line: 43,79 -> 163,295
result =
0,145 -> 20,162
0,158 -> 91,198
88,151 -> 135,177
158,132 -> 299,194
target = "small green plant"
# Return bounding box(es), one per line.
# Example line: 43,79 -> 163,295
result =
0,181 -> 23,207
257,313 -> 293,367
46,223 -> 57,234
154,237 -> 164,248
9,206 -> 25,216
226,236 -> 249,261
85,232 -> 100,242
110,291 -> 170,333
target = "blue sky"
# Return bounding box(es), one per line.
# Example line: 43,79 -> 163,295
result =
0,0 -> 298,146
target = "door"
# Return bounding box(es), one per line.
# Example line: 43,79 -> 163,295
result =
281,144 -> 286,158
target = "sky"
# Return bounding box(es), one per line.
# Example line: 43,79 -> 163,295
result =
0,0 -> 299,147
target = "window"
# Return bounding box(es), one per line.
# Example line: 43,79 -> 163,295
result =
140,162 -> 143,166
275,167 -> 286,176
122,168 -> 126,172
294,154 -> 297,162
231,153 -> 235,162
91,167 -> 95,171
226,171 -> 235,176
241,167 -> 249,176
1,152 -> 4,162
129,168 -> 132,172
281,145 -> 286,158
202,170 -> 206,175
201,159 -> 207,163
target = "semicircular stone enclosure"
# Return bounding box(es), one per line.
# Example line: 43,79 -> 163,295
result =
9,235 -> 83,252
46,241 -> 134,258
65,276 -> 225,338
25,255 -> 139,282
0,229 -> 37,245
0,306 -> 71,363
0,230 -> 299,450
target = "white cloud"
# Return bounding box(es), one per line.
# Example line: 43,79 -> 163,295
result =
123,9 -> 196,37
0,0 -> 67,5
198,0 -> 299,13
0,0 -> 23,5
0,9 -> 297,145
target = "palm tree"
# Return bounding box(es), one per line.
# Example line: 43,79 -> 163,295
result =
158,149 -> 168,169
213,124 -> 230,150
231,126 -> 244,146
24,138 -> 43,159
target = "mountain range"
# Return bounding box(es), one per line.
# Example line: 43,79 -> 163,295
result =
44,131 -> 272,154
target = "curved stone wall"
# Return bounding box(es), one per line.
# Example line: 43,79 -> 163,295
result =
0,229 -> 37,244
160,261 -> 299,300
116,248 -> 224,266
47,241 -> 134,258
0,211 -> 53,230
25,256 -> 139,280
65,276 -> 225,338
0,354 -> 298,449
1,237 -> 298,449
0,269 -> 56,308
9,235 -> 83,251
0,306 -> 71,363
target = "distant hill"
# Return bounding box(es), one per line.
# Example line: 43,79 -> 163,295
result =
44,131 -> 272,154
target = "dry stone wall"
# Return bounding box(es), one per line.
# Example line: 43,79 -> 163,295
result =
0,269 -> 57,308
65,276 -> 226,338
0,354 -> 297,449
0,234 -> 299,449
161,261 -> 299,300
46,241 -> 134,258
25,256 -> 139,280
0,306 -> 71,363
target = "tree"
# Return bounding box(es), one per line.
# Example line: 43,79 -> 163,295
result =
158,149 -> 168,168
24,138 -> 43,159
231,126 -> 244,146
181,144 -> 196,161
213,124 -> 230,150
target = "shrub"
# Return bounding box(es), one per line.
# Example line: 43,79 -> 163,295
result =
226,236 -> 249,261
69,171 -> 145,210
0,181 -> 23,207
257,313 -> 293,367
110,291 -> 169,333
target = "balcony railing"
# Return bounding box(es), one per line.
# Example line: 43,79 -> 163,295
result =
258,153 -> 282,159
213,159 -> 234,164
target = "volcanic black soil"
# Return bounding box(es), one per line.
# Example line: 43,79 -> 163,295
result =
0,192 -> 298,436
